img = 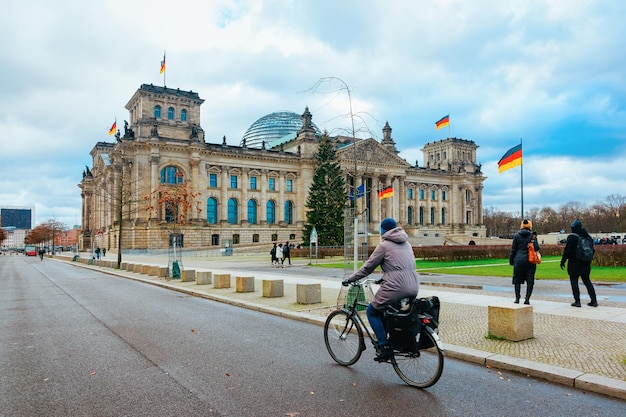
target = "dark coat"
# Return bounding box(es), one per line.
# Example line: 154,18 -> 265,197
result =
347,227 -> 419,310
560,227 -> 593,277
509,228 -> 540,284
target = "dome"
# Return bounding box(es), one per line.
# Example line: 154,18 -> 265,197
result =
241,110 -> 321,149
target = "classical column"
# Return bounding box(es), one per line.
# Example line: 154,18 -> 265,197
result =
278,170 -> 285,224
221,166 -> 229,223
260,169 -> 267,224
149,154 -> 159,220
242,168 -> 249,224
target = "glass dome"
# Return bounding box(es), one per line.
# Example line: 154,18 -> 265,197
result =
241,111 -> 321,149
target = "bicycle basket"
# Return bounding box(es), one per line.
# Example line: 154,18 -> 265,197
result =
337,281 -> 374,311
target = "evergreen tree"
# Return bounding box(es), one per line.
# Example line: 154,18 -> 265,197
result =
303,134 -> 347,246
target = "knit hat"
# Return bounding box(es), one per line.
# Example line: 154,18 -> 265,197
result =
380,218 -> 397,233
520,219 -> 532,230
571,219 -> 583,230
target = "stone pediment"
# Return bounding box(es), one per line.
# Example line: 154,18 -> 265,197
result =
337,138 -> 410,167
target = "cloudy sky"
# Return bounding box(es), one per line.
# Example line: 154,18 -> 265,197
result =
1,0 -> 625,228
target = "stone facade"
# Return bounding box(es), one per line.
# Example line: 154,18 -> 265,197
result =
78,84 -> 486,251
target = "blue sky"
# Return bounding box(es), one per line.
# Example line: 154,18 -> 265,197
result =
1,0 -> 625,227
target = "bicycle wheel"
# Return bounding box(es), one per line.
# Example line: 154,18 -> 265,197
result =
392,328 -> 444,388
324,309 -> 364,366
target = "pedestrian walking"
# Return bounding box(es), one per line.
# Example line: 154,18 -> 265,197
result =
95,246 -> 101,260
270,243 -> 277,265
276,243 -> 284,267
102,248 -> 106,257
283,241 -> 291,265
509,219 -> 540,305
560,219 -> 598,307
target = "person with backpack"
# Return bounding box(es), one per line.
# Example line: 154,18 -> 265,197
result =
509,219 -> 540,305
560,219 -> 598,307
270,243 -> 277,266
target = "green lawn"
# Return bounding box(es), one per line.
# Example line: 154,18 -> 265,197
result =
309,256 -> 626,282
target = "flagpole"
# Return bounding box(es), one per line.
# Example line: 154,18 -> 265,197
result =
519,138 -> 524,220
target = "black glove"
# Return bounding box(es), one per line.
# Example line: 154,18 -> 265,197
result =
374,278 -> 384,285
341,279 -> 350,286
560,263 -> 565,270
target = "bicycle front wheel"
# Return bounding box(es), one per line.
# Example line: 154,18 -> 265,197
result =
324,309 -> 364,366
392,328 -> 444,388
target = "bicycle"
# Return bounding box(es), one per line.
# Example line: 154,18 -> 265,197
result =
324,278 -> 444,388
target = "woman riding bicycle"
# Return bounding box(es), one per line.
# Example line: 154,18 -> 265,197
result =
342,218 -> 419,362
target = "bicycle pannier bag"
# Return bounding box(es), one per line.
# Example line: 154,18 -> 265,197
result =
417,296 -> 440,349
385,300 -> 420,353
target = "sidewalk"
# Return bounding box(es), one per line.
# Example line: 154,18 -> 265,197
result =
55,253 -> 626,400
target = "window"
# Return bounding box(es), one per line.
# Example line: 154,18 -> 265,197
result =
181,109 -> 187,121
408,206 -> 413,225
408,188 -> 413,199
271,233 -> 278,242
420,189 -> 425,200
164,201 -> 177,223
209,173 -> 217,188
441,208 -> 446,225
211,234 -> 219,245
289,234 -> 296,240
154,105 -> 161,118
466,190 -> 471,202
252,234 -> 259,243
160,166 -> 183,184
266,200 -> 275,224
207,198 -> 218,224
419,207 -> 424,225
227,199 -> 238,224
430,207 -> 435,225
442,190 -> 446,201
230,175 -> 238,189
284,201 -> 293,225
250,176 -> 257,190
431,190 -> 436,200
286,179 -> 293,192
247,199 -> 257,224
168,107 -> 175,120
232,234 -> 240,244
268,177 -> 276,191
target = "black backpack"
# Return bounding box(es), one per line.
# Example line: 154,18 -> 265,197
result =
572,233 -> 594,262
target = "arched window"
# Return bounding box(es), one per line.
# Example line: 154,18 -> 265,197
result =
430,207 -> 435,225
266,200 -> 276,225
207,198 -> 218,224
284,201 -> 293,225
407,206 -> 413,225
181,109 -> 187,121
160,166 -> 183,184
154,105 -> 161,118
247,199 -> 257,224
228,199 -> 238,224
168,107 -> 175,120
419,207 -> 424,225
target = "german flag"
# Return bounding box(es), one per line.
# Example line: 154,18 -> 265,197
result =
498,144 -> 522,173
160,52 -> 166,74
108,120 -> 117,135
378,186 -> 394,200
435,114 -> 449,130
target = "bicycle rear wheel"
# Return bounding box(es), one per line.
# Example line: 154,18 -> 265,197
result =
324,309 -> 364,366
392,328 -> 444,388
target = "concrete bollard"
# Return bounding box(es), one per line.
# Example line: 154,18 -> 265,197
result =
214,273 -> 231,289
296,283 -> 321,304
196,271 -> 213,285
488,304 -> 534,341
181,269 -> 196,282
236,276 -> 255,293
263,279 -> 284,298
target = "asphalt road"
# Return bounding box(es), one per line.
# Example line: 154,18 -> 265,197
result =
1,255 -> 625,417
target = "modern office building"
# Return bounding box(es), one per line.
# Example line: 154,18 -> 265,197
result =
78,84 -> 486,251
0,206 -> 35,230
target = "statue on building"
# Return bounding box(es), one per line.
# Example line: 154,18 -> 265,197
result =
261,140 -> 266,150
222,135 -> 227,146
122,120 -> 134,139
190,125 -> 198,139
114,129 -> 121,142
151,123 -> 158,137
242,138 -> 247,148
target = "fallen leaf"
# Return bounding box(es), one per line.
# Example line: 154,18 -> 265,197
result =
191,328 -> 195,333
90,371 -> 96,376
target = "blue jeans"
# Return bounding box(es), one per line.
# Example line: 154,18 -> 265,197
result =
366,303 -> 388,346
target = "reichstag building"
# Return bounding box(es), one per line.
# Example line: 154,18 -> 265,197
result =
79,84 -> 486,251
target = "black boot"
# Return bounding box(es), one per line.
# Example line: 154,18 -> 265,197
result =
588,300 -> 598,307
571,300 -> 581,307
514,284 -> 521,304
374,344 -> 394,362
524,283 -> 533,305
